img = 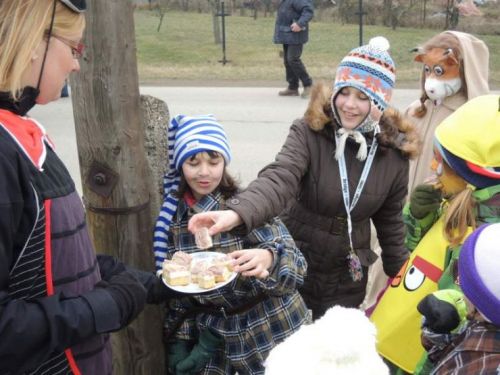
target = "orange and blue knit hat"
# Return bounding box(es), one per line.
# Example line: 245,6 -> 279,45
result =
333,36 -> 396,122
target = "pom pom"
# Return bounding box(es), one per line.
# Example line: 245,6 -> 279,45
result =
369,36 -> 390,52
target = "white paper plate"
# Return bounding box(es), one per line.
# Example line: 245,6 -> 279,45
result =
161,251 -> 237,294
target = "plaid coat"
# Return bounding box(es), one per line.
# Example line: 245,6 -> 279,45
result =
431,321 -> 500,375
165,191 -> 310,375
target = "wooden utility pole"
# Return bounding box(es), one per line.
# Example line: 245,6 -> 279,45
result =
70,0 -> 164,374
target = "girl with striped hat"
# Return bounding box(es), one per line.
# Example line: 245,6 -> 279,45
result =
153,114 -> 309,375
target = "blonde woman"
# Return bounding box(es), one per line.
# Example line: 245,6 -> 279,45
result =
0,1 -> 175,373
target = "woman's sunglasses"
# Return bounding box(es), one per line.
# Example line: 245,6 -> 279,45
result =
53,34 -> 85,59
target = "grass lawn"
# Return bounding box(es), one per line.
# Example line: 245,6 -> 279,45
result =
135,10 -> 500,87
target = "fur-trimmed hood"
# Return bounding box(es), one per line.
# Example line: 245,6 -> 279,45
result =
304,82 -> 421,160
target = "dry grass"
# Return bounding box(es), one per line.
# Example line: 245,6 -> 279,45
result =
134,10 -> 500,87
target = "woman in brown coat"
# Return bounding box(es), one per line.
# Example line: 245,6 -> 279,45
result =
189,37 -> 420,320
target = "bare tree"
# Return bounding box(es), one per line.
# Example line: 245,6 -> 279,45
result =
155,0 -> 170,31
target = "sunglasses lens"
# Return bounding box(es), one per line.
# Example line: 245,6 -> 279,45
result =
74,43 -> 85,59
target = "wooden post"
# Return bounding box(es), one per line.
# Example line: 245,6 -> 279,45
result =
70,1 -> 164,374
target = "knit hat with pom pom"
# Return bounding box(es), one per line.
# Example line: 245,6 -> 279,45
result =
333,36 -> 396,122
332,36 -> 396,161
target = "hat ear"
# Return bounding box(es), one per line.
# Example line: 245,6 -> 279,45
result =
411,46 -> 425,63
443,48 -> 459,66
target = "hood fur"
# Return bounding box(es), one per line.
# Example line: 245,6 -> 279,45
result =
304,82 -> 421,160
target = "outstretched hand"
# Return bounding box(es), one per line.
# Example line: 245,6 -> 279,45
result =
228,249 -> 273,279
188,210 -> 243,236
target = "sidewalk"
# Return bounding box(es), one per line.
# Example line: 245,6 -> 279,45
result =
30,87 -> 421,192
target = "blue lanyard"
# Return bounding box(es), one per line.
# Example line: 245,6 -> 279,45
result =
335,129 -> 379,252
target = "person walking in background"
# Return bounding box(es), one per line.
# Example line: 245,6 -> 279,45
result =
188,37 -> 420,321
0,1 -> 177,373
274,0 -> 314,98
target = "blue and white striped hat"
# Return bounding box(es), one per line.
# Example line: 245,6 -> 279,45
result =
153,114 -> 232,269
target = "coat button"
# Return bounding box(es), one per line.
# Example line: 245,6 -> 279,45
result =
230,198 -> 240,205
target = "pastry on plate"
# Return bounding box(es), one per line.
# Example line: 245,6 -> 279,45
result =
197,270 -> 216,289
208,264 -> 232,283
171,251 -> 192,267
163,269 -> 191,286
190,260 -> 210,283
213,254 -> 234,272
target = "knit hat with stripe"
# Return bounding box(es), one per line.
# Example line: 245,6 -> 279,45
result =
153,114 -> 231,269
333,36 -> 396,123
435,95 -> 500,189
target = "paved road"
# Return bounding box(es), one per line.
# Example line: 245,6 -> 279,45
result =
30,87 -> 420,192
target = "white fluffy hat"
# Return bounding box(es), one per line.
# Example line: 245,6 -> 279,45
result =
264,306 -> 388,375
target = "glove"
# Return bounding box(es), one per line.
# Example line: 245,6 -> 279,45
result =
97,254 -> 126,281
410,184 -> 442,219
167,340 -> 191,374
175,329 -> 223,374
96,271 -> 148,328
146,275 -> 180,304
417,290 -> 467,334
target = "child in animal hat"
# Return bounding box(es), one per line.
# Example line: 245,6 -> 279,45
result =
430,223 -> 500,374
365,30 -> 490,312
188,37 -> 420,321
153,114 -> 309,375
405,31 -> 489,193
371,94 -> 500,373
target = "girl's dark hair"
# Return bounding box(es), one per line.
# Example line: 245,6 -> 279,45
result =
173,151 -> 239,200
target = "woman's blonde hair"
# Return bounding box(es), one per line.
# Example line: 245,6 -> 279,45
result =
442,186 -> 477,246
0,0 -> 85,99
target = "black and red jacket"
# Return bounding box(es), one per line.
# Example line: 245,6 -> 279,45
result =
0,108 -> 114,374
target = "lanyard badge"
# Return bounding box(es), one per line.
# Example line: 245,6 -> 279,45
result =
335,129 -> 379,282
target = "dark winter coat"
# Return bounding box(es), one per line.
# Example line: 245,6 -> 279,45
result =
0,108 -> 114,374
273,0 -> 313,45
227,83 -> 420,318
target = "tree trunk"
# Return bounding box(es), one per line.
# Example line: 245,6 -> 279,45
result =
383,0 -> 392,27
211,0 -> 222,44
140,95 -> 170,224
70,1 -> 164,374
